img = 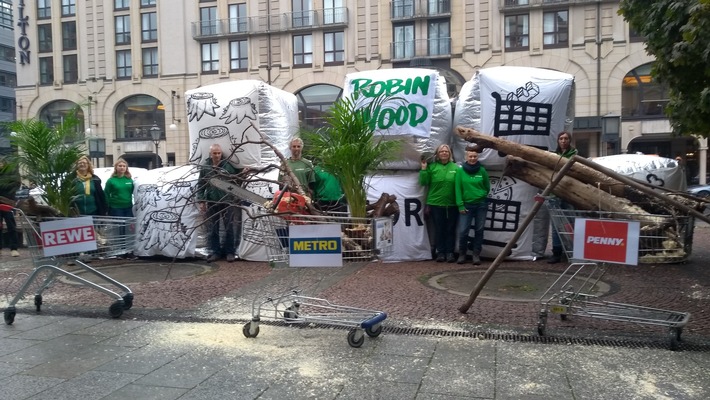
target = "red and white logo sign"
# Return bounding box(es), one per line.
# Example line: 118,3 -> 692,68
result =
40,217 -> 98,257
573,218 -> 640,265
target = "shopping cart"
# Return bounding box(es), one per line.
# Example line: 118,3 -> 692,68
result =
537,198 -> 692,350
2,205 -> 135,325
241,212 -> 390,348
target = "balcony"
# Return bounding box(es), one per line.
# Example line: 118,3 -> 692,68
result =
391,0 -> 451,21
192,7 -> 348,40
500,0 -> 607,11
390,37 -> 451,61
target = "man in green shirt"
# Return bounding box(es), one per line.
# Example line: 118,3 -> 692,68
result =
279,138 -> 315,198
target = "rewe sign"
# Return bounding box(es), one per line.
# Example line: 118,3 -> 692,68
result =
572,218 -> 640,265
40,217 -> 98,257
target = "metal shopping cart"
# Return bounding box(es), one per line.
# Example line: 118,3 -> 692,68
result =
2,205 -> 135,325
537,198 -> 692,349
241,212 -> 390,348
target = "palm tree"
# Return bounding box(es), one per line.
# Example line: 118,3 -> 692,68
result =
302,92 -> 402,218
6,112 -> 86,216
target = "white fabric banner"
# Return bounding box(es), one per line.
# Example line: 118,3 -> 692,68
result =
367,172 -> 431,262
133,165 -> 200,258
590,154 -> 687,191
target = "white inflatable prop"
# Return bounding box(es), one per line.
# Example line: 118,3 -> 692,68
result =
591,154 -> 687,191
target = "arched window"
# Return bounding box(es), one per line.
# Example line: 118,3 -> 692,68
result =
38,100 -> 85,134
295,84 -> 342,129
115,94 -> 165,139
621,63 -> 670,119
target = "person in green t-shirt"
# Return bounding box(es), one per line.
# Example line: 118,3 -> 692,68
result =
105,158 -> 135,218
455,147 -> 490,265
279,138 -> 315,198
313,165 -> 347,213
419,144 -> 458,263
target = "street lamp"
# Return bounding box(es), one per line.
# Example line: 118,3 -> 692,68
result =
601,113 -> 621,155
149,122 -> 162,169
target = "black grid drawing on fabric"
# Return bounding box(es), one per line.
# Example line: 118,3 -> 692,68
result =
492,91 -> 552,138
485,197 -> 520,233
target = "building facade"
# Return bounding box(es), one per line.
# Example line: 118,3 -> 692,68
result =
0,0 -> 16,154
12,0 -> 708,183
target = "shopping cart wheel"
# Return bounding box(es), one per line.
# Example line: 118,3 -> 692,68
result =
109,301 -> 124,319
4,308 -> 15,325
537,312 -> 547,336
347,328 -> 365,348
34,295 -> 43,312
365,324 -> 383,338
243,322 -> 259,338
284,306 -> 299,321
122,293 -> 134,310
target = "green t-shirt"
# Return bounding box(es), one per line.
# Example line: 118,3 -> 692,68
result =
418,161 -> 458,206
280,158 -> 315,194
105,175 -> 134,209
314,165 -> 344,202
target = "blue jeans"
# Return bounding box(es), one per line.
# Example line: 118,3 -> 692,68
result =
0,210 -> 18,250
457,201 -> 487,256
108,207 -> 134,238
429,205 -> 458,255
206,202 -> 236,256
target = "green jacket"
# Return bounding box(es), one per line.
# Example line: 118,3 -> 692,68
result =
105,175 -> 134,209
419,161 -> 458,207
314,165 -> 344,202
455,163 -> 490,211
197,158 -> 240,202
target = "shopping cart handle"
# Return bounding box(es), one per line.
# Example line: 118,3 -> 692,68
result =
360,312 -> 388,330
0,203 -> 13,212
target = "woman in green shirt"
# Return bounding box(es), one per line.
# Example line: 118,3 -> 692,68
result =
419,144 -> 458,263
105,158 -> 135,218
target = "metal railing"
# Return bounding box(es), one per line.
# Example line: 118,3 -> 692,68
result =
391,0 -> 451,20
390,37 -> 451,61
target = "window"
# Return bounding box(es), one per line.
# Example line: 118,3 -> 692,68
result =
200,6 -> 218,36
142,47 -> 158,76
0,97 -> 14,112
115,0 -> 129,9
622,63 -> 671,118
295,84 -> 342,129
324,0 -> 345,24
38,24 -> 53,53
229,40 -> 248,71
115,95 -> 165,140
61,0 -> 76,16
392,0 -> 414,19
393,24 -> 414,59
141,12 -> 157,42
116,50 -> 132,79
324,31 -> 344,64
543,10 -> 568,47
39,57 -> 53,85
39,100 -> 85,132
201,43 -> 219,72
428,0 -> 450,14
0,71 -> 17,88
428,20 -> 450,56
505,14 -> 529,50
0,0 -> 12,30
505,0 -> 529,5
115,15 -> 131,45
63,54 -> 78,84
37,0 -> 51,19
292,0 -> 312,27
62,21 -> 77,50
140,0 -> 156,6
293,34 -> 313,66
229,3 -> 247,33
0,45 -> 14,62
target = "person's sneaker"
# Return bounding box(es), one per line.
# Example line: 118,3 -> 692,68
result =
471,254 -> 481,265
446,253 -> 456,263
436,253 -> 446,263
456,255 -> 466,264
10,250 -> 19,257
226,253 -> 235,262
206,254 -> 220,262
547,255 -> 562,264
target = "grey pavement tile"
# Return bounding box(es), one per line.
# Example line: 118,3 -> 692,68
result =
99,383 -> 189,400
362,353 -> 430,383
371,334 -> 439,357
0,337 -> 43,356
9,317 -> 104,340
0,373 -> 65,400
94,343 -> 189,375
256,379 -> 342,400
0,315 -> 69,337
337,381 -> 420,400
495,342 -> 573,399
133,348 -> 229,389
0,360 -> 34,379
23,344 -> 133,379
26,370 -> 141,400
74,318 -> 149,337
415,395 -> 479,400
0,334 -> 107,366
97,320 -> 178,348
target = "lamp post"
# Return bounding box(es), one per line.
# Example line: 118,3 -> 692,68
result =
601,113 -> 621,156
149,122 -> 162,169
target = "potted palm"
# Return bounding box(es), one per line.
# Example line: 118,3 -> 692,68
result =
302,92 -> 402,219
6,111 -> 86,216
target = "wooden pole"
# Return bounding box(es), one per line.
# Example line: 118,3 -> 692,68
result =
458,157 -> 578,314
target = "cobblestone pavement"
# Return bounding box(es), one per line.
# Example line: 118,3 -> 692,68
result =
1,223 -> 709,347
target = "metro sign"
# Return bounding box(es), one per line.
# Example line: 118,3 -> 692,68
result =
572,218 -> 640,265
40,217 -> 98,257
